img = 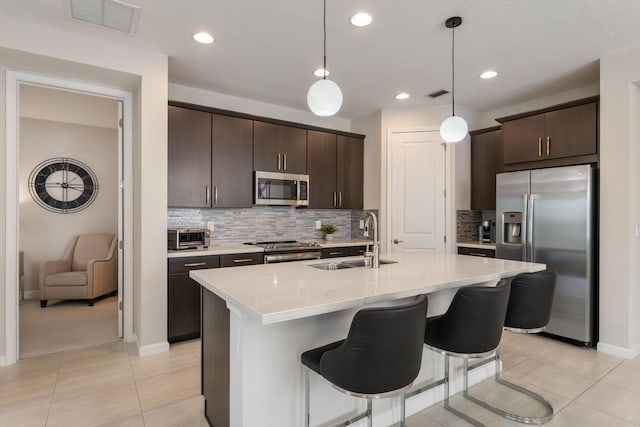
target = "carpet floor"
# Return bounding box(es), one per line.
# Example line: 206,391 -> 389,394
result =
19,295 -> 119,359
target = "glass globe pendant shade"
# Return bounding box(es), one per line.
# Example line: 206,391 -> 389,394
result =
440,115 -> 469,143
307,78 -> 343,116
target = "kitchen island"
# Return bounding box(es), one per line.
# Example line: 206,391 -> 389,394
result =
190,251 -> 545,427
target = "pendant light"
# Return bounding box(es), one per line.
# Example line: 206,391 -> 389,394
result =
307,0 -> 343,116
440,16 -> 468,143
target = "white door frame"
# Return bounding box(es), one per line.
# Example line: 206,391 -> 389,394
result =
385,128 -> 455,255
3,70 -> 134,365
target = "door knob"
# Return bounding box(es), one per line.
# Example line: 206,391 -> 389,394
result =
393,239 -> 404,244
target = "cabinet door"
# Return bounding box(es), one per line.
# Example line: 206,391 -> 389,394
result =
336,135 -> 364,209
168,272 -> 202,342
211,114 -> 254,208
168,106 -> 212,207
471,129 -> 502,210
307,131 -> 337,208
253,122 -> 307,173
219,252 -> 263,267
544,103 -> 597,160
502,114 -> 545,164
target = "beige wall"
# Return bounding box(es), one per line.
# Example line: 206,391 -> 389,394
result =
599,45 -> 640,356
0,13 -> 168,361
19,118 -> 118,295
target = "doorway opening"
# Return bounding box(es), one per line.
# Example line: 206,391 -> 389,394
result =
4,71 -> 134,365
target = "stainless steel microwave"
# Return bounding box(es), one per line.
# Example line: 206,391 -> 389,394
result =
168,228 -> 210,250
254,171 -> 309,207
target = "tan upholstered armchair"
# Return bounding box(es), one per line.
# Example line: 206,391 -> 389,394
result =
39,233 -> 117,307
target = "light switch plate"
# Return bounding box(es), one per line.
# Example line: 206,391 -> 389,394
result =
315,220 -> 321,230
359,220 -> 365,229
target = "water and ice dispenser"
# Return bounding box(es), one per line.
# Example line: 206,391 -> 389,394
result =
502,212 -> 522,244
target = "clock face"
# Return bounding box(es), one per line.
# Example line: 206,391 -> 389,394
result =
28,158 -> 99,214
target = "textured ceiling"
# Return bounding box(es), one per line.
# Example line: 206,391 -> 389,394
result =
1,0 -> 639,119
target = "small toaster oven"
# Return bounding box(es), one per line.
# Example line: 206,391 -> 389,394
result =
168,228 -> 210,250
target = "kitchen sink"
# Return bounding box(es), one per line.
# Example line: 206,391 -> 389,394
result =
340,259 -> 397,268
309,259 -> 397,270
309,262 -> 355,271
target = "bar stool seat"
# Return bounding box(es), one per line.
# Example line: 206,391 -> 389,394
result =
463,269 -> 556,424
406,280 -> 512,427
301,295 -> 428,427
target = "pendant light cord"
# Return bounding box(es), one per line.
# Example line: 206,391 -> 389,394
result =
323,0 -> 327,80
451,23 -> 455,116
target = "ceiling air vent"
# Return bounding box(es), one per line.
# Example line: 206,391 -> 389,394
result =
66,0 -> 140,35
427,89 -> 449,98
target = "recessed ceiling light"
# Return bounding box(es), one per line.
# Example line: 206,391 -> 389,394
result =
313,68 -> 330,77
193,32 -> 214,44
395,92 -> 410,100
480,70 -> 498,79
350,12 -> 372,27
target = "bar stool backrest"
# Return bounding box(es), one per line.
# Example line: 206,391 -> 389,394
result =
425,280 -> 511,355
319,295 -> 428,395
505,269 -> 557,330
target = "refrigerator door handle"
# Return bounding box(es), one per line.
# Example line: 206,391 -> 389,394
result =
527,194 -> 535,262
522,194 -> 529,262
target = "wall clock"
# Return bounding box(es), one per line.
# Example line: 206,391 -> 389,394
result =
28,157 -> 99,214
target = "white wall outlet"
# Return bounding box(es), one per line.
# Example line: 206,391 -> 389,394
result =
315,220 -> 322,230
359,220 -> 365,229
207,220 -> 215,231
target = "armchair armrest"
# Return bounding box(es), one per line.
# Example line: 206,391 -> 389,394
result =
87,237 -> 118,298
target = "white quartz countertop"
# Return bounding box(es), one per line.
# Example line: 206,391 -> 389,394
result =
190,251 -> 544,325
167,244 -> 264,258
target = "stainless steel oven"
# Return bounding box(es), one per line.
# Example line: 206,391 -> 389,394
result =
245,241 -> 321,263
254,171 -> 309,207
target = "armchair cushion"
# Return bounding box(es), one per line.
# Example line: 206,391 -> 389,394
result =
44,271 -> 87,287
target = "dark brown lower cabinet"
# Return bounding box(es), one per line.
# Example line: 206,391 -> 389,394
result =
457,246 -> 496,258
202,287 -> 230,427
320,245 -> 367,258
167,255 -> 220,343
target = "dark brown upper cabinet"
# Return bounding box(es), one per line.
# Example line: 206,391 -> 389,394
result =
501,100 -> 597,165
211,114 -> 254,208
168,106 -> 254,208
168,106 -> 212,208
470,127 -> 503,211
307,131 -> 363,209
253,121 -> 307,174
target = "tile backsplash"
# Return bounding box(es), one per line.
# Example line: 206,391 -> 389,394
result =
456,210 -> 496,243
168,207 -> 378,245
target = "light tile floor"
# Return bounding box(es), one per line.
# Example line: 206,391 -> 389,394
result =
1,332 -> 639,426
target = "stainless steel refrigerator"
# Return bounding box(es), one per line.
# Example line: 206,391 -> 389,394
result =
496,164 -> 596,345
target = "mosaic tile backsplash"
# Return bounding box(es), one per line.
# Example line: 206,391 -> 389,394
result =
168,207 -> 379,245
456,210 -> 496,243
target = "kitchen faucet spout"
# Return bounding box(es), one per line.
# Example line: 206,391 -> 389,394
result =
364,212 -> 379,268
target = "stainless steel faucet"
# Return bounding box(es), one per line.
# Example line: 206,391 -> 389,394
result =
364,212 -> 379,268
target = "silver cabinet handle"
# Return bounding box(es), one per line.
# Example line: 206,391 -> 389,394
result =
205,186 -> 210,204
329,251 -> 344,256
393,239 -> 404,244
283,153 -> 287,171
184,262 -> 207,267
468,252 -> 487,257
333,192 -> 337,208
339,191 -> 342,208
277,153 -> 281,170
213,186 -> 218,205
233,258 -> 254,263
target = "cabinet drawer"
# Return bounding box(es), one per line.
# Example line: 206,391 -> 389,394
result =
220,252 -> 263,267
321,247 -> 351,258
168,255 -> 220,274
457,247 -> 496,258
351,245 -> 367,256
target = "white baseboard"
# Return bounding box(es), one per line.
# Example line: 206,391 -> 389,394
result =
137,340 -> 170,357
597,341 -> 640,359
22,290 -> 40,300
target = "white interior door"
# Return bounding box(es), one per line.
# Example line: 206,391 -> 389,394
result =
389,130 -> 446,253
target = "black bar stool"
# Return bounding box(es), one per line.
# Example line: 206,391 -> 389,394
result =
301,295 -> 428,427
406,280 -> 511,427
463,269 -> 556,424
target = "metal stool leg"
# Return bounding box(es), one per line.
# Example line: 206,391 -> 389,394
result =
304,367 -> 310,427
463,348 -> 554,424
442,355 -> 486,427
